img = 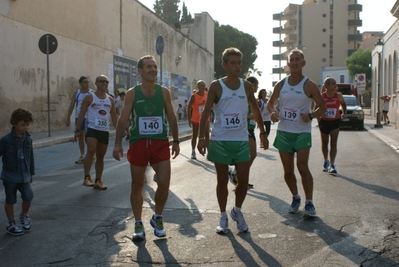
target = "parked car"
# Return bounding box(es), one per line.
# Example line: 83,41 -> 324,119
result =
341,95 -> 364,130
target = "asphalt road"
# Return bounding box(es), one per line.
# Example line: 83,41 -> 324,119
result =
0,122 -> 398,267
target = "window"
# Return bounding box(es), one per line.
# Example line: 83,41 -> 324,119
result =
322,58 -> 326,62
340,75 -> 345,83
322,13 -> 327,17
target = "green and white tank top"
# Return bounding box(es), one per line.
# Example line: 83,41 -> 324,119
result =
277,76 -> 313,133
129,84 -> 168,144
211,78 -> 248,141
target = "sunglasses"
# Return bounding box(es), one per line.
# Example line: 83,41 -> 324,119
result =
97,80 -> 109,84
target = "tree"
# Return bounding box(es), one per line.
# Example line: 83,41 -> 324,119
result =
346,49 -> 372,86
180,1 -> 193,24
214,22 -> 258,79
150,2 -> 259,78
153,0 -> 181,27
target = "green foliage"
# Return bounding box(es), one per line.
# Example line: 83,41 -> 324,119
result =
153,0 -> 181,26
346,49 -> 372,86
150,1 -> 259,79
181,2 -> 194,24
214,22 -> 258,79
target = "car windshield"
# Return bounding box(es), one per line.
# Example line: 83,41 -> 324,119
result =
344,96 -> 359,106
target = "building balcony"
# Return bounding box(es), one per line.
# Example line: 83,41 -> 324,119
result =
272,67 -> 285,74
284,4 -> 298,16
348,34 -> 363,42
284,19 -> 297,30
284,33 -> 297,44
348,49 -> 357,56
348,19 -> 362,27
348,4 -> 362,13
273,26 -> 283,34
273,13 -> 285,21
273,40 -> 284,47
273,53 -> 285,61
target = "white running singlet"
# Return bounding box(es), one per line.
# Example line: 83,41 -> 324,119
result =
211,78 -> 248,141
277,76 -> 313,133
86,93 -> 112,132
75,89 -> 93,118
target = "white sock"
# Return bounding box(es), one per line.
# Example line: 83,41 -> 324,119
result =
233,207 -> 241,213
221,211 -> 227,218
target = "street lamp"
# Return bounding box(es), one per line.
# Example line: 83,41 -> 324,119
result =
374,39 -> 384,128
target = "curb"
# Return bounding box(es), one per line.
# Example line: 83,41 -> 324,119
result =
33,136 -> 75,149
33,130 -> 193,150
364,125 -> 399,154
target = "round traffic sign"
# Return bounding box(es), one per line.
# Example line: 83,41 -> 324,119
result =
156,36 -> 164,55
38,34 -> 58,55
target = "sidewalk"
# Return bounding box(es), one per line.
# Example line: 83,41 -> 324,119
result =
363,118 -> 399,154
31,119 -> 399,153
31,120 -> 192,149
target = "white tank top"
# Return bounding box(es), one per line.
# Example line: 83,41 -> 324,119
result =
277,76 -> 313,133
211,78 -> 248,141
260,99 -> 271,121
86,92 -> 112,132
75,89 -> 93,118
383,100 -> 389,111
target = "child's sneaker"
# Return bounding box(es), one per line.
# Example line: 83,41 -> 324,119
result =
6,221 -> 23,236
83,175 -> 94,187
150,215 -> 166,237
19,213 -> 31,231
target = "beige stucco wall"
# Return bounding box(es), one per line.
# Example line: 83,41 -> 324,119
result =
0,0 -> 214,135
371,18 -> 399,128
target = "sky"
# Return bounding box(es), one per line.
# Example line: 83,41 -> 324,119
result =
138,0 -> 397,89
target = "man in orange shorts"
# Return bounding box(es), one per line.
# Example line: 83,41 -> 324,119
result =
187,80 -> 209,159
113,55 -> 180,241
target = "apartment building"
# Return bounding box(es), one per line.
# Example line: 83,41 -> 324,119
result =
273,0 -> 362,87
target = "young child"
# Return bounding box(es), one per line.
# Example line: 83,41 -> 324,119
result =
0,108 -> 35,235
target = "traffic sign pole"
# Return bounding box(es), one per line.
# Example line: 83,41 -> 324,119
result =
46,35 -> 51,137
156,36 -> 164,85
38,34 -> 58,137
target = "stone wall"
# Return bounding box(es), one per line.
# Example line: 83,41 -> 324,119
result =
0,0 -> 214,135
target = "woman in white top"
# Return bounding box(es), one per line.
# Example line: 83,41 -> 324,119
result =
257,89 -> 271,147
